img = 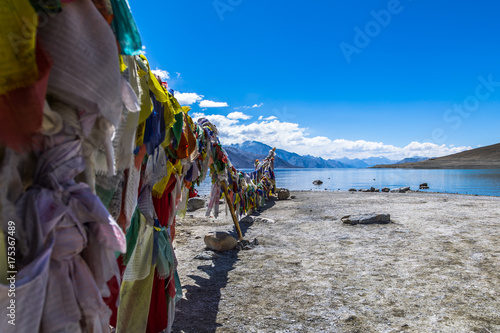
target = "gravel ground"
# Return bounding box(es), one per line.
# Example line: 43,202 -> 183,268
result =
171,191 -> 500,333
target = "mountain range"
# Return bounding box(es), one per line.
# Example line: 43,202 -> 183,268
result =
224,141 -> 427,169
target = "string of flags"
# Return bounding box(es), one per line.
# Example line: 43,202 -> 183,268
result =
0,1 -> 276,332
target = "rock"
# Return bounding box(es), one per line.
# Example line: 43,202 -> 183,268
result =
360,189 -> 371,192
382,187 -> 390,192
187,197 -> 205,212
340,313 -> 357,322
254,217 -> 275,223
391,187 -> 410,193
341,213 -> 391,225
277,188 -> 290,200
194,251 -> 218,260
419,183 -> 429,189
240,216 -> 254,224
313,180 -> 323,185
370,187 -> 376,192
348,188 -> 357,192
290,195 -> 296,199
237,238 -> 259,250
374,188 -> 380,192
204,232 -> 238,251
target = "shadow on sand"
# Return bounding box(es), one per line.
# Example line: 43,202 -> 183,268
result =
171,198 -> 277,333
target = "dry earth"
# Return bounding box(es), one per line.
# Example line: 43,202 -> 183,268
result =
171,191 -> 500,333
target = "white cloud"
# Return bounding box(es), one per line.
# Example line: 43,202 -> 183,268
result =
227,112 -> 252,120
151,68 -> 170,81
174,92 -> 204,105
234,103 -> 264,110
192,113 -> 239,128
176,72 -> 181,78
199,100 -> 229,108
264,116 -> 277,121
191,112 -> 471,160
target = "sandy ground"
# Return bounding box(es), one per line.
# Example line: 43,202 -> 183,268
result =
171,191 -> 500,333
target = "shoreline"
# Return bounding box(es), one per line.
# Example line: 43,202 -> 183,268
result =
289,189 -> 500,198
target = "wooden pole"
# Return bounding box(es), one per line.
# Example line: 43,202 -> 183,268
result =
221,181 -> 243,241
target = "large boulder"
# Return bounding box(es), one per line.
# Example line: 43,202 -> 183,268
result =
204,232 -> 237,252
342,214 -> 391,225
278,188 -> 291,200
187,197 -> 205,211
381,187 -> 390,192
419,183 -> 429,189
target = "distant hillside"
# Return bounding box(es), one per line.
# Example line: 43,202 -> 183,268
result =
372,143 -> 500,169
393,156 -> 429,165
338,156 -> 397,168
362,156 -> 397,166
228,141 -> 352,168
337,157 -> 369,168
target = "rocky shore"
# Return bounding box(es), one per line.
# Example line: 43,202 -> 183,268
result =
172,191 -> 500,332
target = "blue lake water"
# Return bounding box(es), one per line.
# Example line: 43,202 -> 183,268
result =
196,168 -> 500,197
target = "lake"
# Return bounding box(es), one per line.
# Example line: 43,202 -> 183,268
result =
195,168 -> 500,197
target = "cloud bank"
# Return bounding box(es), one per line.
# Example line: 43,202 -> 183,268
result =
191,112 -> 471,160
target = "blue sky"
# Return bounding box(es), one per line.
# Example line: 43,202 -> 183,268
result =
129,0 -> 500,159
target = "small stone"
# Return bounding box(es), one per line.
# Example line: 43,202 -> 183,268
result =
237,238 -> 259,250
360,189 -> 370,192
254,217 -> 275,223
348,188 -> 357,192
382,187 -> 390,192
187,197 -> 205,212
204,232 -> 238,251
390,187 -> 410,193
194,251 -> 218,260
290,195 -> 296,199
313,180 -> 323,185
342,214 -> 391,225
240,216 -> 254,224
340,313 -> 357,322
